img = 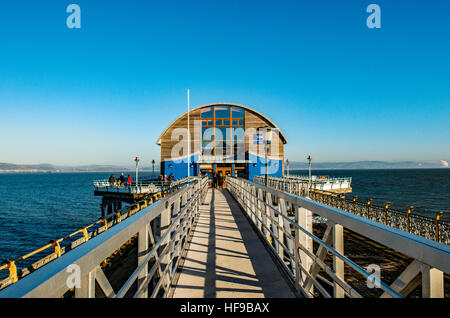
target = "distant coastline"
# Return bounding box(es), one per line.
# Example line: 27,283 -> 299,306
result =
0,160 -> 448,173
0,162 -> 155,173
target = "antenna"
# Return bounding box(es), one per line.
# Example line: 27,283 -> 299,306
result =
187,89 -> 190,178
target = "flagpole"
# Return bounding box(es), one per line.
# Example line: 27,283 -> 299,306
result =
187,89 -> 190,178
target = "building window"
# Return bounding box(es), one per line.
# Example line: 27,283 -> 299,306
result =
200,105 -> 245,159
231,106 -> 244,118
215,127 -> 229,141
215,105 -> 230,118
231,127 -> 245,141
201,107 -> 214,118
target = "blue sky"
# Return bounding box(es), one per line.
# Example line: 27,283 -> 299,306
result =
0,0 -> 449,166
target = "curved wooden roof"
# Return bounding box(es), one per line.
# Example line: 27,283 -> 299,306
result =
156,102 -> 288,145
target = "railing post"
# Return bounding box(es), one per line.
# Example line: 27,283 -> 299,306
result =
137,224 -> 150,298
295,205 -> 313,283
407,206 -> 414,233
263,191 -> 272,243
75,270 -> 96,298
352,196 -> 358,216
435,212 -> 443,242
384,202 -> 391,225
367,199 -> 373,219
159,200 -> 172,290
421,265 -> 444,298
256,189 -> 264,232
333,223 -> 345,298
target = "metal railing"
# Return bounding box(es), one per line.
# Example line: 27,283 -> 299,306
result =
227,177 -> 450,298
256,175 -> 450,244
0,177 -> 208,298
0,177 -> 201,294
267,175 -> 352,192
93,179 -> 188,195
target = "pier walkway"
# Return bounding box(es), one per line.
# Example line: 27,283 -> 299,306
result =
0,177 -> 449,298
172,188 -> 294,298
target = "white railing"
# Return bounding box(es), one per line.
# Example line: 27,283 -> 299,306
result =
0,177 -> 209,298
227,177 -> 450,298
256,175 -> 352,192
93,178 -> 194,194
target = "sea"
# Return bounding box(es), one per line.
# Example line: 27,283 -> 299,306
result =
0,169 -> 449,277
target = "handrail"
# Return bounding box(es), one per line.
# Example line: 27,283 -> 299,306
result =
0,177 -> 208,298
257,175 -> 449,244
227,177 -> 450,298
0,177 -> 196,291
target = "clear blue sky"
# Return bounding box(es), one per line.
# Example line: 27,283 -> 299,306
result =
0,0 -> 449,166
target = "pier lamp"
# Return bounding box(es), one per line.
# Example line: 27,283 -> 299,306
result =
134,156 -> 140,186
286,158 -> 290,178
257,126 -> 279,187
152,159 -> 155,178
307,155 -> 312,192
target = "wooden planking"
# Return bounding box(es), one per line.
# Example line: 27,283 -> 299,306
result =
245,110 -> 284,160
172,188 -> 295,298
160,109 -> 202,160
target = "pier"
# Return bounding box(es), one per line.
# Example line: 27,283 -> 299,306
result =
0,103 -> 449,298
0,177 -> 449,298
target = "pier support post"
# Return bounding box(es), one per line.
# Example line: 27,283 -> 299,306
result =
101,204 -> 106,218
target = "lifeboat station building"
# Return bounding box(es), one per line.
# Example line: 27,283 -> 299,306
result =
156,103 -> 287,181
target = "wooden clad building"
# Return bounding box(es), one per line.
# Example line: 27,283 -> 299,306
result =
156,103 -> 287,180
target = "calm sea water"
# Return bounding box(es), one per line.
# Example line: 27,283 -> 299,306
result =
0,169 -> 448,276
0,171 -> 157,275
290,169 -> 450,213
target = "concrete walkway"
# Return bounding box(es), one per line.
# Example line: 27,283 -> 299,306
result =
172,188 -> 295,298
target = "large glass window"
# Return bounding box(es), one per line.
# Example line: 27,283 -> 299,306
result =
201,107 -> 214,118
231,127 -> 245,141
234,142 -> 245,160
215,105 -> 230,118
202,141 -> 214,156
214,127 -> 229,141
231,106 -> 244,118
200,105 -> 245,158
202,127 -> 214,141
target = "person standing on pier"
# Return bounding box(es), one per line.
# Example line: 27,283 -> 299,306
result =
213,172 -> 217,188
127,174 -> 132,188
108,174 -> 116,187
118,173 -> 125,187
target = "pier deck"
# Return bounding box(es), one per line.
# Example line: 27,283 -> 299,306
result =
172,188 -> 295,298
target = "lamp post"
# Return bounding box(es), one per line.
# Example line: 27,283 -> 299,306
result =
286,158 -> 289,178
134,156 -> 140,186
257,126 -> 278,187
152,159 -> 155,178
265,139 -> 270,186
307,155 -> 312,193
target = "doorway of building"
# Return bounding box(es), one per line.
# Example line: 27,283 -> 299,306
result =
215,166 -> 231,188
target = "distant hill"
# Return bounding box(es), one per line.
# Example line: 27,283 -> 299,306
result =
1,160 -> 448,173
0,163 -> 134,173
286,160 -> 449,170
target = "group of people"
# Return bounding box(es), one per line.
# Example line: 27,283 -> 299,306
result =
158,173 -> 174,182
212,172 -> 225,189
108,173 -> 132,187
